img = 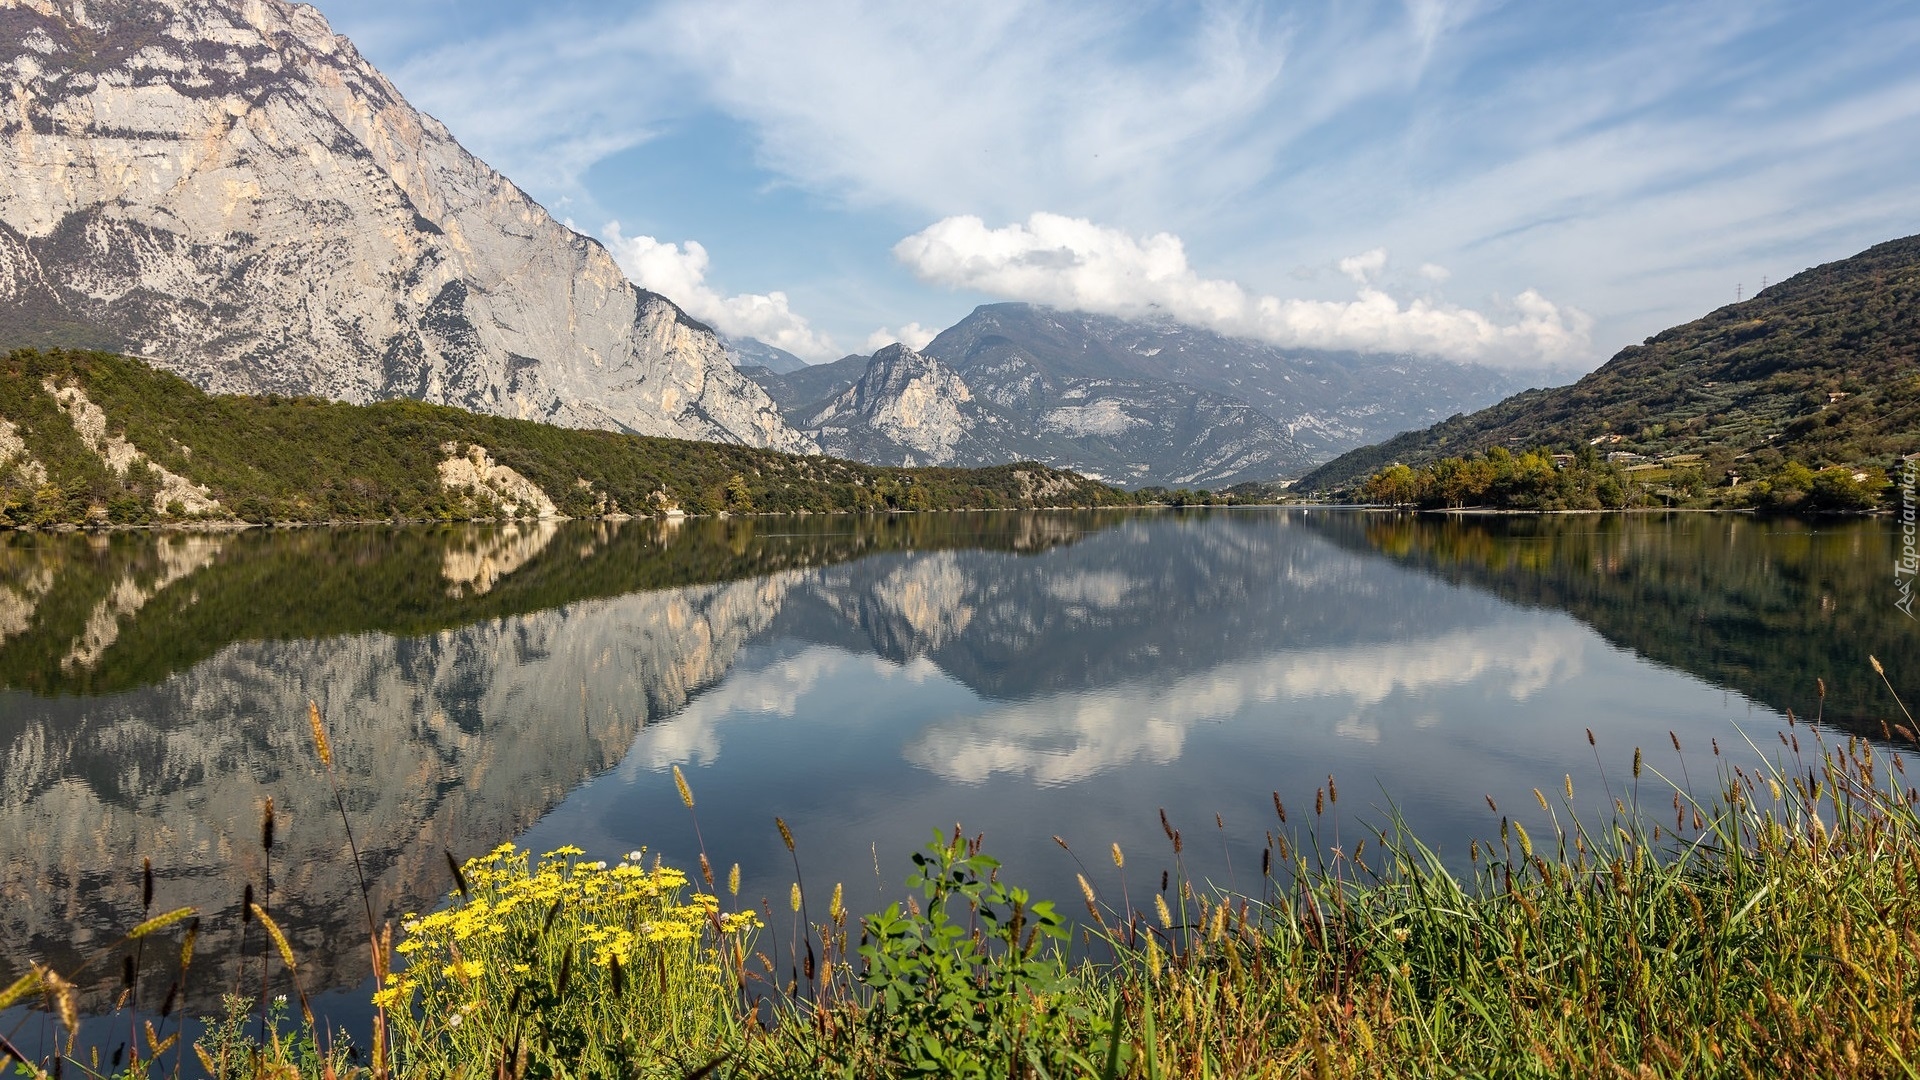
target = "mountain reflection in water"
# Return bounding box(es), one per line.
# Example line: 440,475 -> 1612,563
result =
1,509 -> 1911,1019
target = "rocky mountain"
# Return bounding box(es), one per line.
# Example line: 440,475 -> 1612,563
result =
1297,233 -> 1920,492
0,0 -> 810,451
748,303 -> 1548,486
763,342 -> 1306,484
925,305 -> 1555,457
749,352 -> 870,414
800,343 -> 1044,467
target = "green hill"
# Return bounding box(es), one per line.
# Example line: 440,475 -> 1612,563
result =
0,349 -> 1139,528
1298,234 -> 1920,494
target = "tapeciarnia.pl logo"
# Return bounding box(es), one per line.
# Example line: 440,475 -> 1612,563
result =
1898,455 -> 1918,619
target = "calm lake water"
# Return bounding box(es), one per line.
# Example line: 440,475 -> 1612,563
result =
2,509 -> 1914,1052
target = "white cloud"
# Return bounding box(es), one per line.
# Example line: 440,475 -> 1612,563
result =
600,222 -> 839,361
904,620 -> 1586,783
1338,249 -> 1388,285
1418,263 -> 1452,283
330,0 -> 1920,365
896,214 -> 1594,367
864,323 -> 938,352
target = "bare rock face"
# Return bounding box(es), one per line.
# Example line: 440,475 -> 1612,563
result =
436,443 -> 559,520
0,0 -> 814,452
804,344 -> 1032,466
761,339 -> 1308,485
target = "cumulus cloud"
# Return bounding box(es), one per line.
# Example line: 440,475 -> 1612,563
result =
1338,248 -> 1388,284
600,222 -> 839,361
864,323 -> 938,352
895,213 -> 1594,367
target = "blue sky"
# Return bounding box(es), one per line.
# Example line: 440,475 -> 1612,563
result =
313,0 -> 1920,369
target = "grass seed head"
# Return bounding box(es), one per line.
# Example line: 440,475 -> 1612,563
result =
776,817 -> 795,853
307,701 -> 332,769
37,965 -> 77,1042
1111,843 -> 1124,869
251,903 -> 298,972
262,797 -> 275,854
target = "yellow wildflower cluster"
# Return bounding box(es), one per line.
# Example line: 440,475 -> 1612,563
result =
375,843 -> 759,1013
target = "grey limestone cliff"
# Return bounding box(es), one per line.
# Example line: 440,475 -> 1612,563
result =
0,0 -> 813,451
803,343 -> 1043,467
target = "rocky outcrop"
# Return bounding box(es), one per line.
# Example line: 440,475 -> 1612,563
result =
436,443 -> 558,520
44,379 -> 222,514
0,0 -> 813,453
0,416 -> 46,487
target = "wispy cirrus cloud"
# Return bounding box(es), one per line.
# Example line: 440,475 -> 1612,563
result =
896,214 -> 1594,367
319,0 -> 1920,367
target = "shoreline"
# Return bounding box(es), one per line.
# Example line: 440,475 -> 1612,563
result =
1,500 -> 1890,534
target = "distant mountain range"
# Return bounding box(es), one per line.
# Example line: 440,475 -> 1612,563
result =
745,304 -> 1548,486
0,0 -> 1554,489
1298,234 -> 1920,492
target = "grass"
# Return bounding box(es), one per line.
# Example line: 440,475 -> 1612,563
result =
7,665 -> 1920,1078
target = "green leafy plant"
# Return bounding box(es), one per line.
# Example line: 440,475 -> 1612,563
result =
856,829 -> 1105,1078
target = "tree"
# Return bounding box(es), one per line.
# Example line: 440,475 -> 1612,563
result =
725,472 -> 752,511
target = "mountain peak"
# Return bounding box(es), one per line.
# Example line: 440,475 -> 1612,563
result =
0,0 -> 813,452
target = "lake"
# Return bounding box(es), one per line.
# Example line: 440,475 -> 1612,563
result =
2,509 -> 1913,1054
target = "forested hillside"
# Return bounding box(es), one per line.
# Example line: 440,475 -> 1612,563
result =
0,350 -> 1136,527
1300,234 -> 1920,492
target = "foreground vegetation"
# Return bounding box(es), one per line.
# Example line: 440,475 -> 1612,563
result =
0,349 -> 1138,528
8,671 -> 1920,1077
